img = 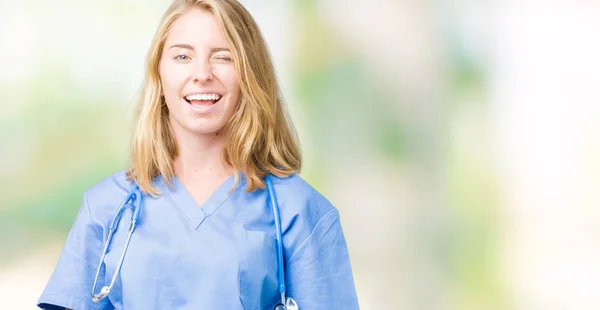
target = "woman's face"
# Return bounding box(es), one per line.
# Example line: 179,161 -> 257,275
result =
159,7 -> 240,137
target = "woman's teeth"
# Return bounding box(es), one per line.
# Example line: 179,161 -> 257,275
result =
185,93 -> 221,101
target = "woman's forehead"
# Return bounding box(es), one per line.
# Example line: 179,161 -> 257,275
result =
165,7 -> 228,48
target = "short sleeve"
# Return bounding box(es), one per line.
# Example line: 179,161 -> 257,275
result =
286,208 -> 360,309
37,193 -> 113,310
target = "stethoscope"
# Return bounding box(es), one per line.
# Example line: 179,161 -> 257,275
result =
90,174 -> 299,310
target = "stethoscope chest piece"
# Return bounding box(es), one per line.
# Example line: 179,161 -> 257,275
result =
274,297 -> 298,310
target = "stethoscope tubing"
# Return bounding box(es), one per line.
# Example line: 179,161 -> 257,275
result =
90,176 -> 297,309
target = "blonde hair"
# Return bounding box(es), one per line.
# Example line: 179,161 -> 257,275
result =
127,0 -> 301,195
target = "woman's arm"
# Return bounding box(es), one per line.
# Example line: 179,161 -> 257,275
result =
37,193 -> 113,309
285,208 -> 360,309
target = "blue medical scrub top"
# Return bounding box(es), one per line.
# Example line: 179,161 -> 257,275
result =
38,171 -> 359,309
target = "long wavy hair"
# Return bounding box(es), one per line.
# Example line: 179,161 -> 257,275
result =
127,0 -> 301,195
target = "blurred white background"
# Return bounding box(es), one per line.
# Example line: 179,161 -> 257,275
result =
1,0 -> 599,309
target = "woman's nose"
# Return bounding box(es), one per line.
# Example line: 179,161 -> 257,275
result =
192,60 -> 213,83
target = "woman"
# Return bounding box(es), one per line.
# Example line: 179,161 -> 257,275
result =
38,0 -> 359,309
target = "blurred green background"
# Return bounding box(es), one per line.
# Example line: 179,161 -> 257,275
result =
2,1 -> 600,309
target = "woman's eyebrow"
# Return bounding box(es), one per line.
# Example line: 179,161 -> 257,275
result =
210,47 -> 230,53
168,43 -> 195,50
167,44 -> 230,53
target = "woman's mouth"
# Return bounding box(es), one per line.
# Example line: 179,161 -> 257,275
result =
184,93 -> 222,106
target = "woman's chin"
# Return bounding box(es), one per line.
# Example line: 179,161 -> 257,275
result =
184,123 -> 226,137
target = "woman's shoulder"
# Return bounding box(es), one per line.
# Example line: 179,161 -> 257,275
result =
268,173 -> 333,203
85,169 -> 133,200
268,173 -> 340,239
82,169 -> 136,227
269,173 -> 334,205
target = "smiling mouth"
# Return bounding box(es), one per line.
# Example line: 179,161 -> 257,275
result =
184,97 -> 222,106
183,93 -> 223,107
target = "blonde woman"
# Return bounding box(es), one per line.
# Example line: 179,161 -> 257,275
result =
37,0 -> 358,309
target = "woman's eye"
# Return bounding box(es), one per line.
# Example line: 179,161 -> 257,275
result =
174,54 -> 190,61
215,55 -> 232,61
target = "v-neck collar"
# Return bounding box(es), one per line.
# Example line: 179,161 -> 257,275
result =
162,173 -> 247,230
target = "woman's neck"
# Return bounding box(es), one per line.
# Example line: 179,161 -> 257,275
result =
172,129 -> 233,183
